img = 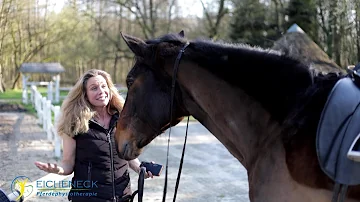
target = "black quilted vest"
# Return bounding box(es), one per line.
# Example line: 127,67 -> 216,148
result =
69,113 -> 131,202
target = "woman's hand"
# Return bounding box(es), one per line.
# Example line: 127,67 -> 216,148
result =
144,170 -> 154,179
129,159 -> 157,178
34,161 -> 63,174
34,135 -> 76,176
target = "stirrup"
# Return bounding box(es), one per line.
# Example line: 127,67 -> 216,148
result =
347,133 -> 360,162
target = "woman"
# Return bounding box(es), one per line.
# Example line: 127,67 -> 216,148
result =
35,69 -> 153,202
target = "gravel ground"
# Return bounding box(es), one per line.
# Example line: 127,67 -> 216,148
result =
0,103 -> 250,202
129,121 -> 250,202
0,112 -> 61,200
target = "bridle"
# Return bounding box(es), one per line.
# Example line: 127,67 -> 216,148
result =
132,41 -> 191,202
131,41 -> 190,202
162,41 -> 191,202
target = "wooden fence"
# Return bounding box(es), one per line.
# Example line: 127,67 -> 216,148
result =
30,85 -> 62,158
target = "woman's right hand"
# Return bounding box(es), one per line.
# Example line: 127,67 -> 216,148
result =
34,161 -> 61,174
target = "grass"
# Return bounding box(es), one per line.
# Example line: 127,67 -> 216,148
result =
3,100 -> 37,116
23,103 -> 37,116
0,88 -> 65,123
0,88 -> 23,99
5,101 -> 63,123
0,87 -> 69,100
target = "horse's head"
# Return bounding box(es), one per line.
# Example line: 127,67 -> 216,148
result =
116,31 -> 189,160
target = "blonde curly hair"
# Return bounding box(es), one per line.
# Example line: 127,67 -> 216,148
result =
57,69 -> 124,137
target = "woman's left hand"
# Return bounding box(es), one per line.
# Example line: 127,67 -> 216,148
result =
144,171 -> 153,179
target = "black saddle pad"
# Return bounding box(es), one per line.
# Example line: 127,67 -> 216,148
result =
317,77 -> 360,185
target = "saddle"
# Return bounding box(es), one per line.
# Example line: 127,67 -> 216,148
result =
317,72 -> 360,202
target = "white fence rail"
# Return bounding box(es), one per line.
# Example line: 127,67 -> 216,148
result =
30,85 -> 62,158
22,74 -> 61,104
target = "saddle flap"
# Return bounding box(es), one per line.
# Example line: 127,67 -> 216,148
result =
317,77 -> 360,185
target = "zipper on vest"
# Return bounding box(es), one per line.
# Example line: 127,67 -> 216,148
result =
87,162 -> 92,181
107,128 -> 116,201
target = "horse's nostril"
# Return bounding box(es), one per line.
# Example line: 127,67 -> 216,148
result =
137,137 -> 149,149
117,141 -> 129,158
136,140 -> 143,149
123,141 -> 129,153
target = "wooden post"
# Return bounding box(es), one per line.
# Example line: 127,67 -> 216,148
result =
55,74 -> 60,103
42,97 -> 47,130
54,106 -> 61,158
46,100 -> 52,141
36,91 -> 42,124
30,85 -> 36,107
22,74 -> 29,104
47,81 -> 53,102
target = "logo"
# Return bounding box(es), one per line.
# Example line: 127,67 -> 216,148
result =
11,176 -> 33,200
10,176 -> 98,198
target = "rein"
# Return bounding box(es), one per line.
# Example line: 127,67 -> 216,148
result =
162,41 -> 190,202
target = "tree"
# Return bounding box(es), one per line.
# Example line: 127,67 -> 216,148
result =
355,0 -> 360,62
229,0 -> 272,47
285,0 -> 318,42
200,0 -> 229,39
0,0 -> 13,92
114,0 -> 177,39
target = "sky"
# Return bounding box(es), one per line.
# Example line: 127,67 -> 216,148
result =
40,0 -> 204,18
178,0 -> 204,18
38,0 -> 65,13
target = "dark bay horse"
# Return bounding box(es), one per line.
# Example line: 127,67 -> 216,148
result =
116,31 -> 360,202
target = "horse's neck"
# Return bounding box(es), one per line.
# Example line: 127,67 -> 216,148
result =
175,61 -> 285,169
183,44 -> 313,123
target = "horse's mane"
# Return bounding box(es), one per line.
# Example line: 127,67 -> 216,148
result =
186,36 -> 315,123
147,33 -> 188,44
284,71 -> 346,138
149,33 -> 314,91
148,33 -> 347,135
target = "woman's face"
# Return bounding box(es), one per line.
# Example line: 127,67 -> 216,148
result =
86,75 -> 110,108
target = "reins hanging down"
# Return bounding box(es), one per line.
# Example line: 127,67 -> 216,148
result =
162,42 -> 190,202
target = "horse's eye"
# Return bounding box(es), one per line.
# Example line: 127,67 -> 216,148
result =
126,79 -> 134,87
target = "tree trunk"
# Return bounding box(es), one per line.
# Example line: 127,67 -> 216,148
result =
11,72 -> 20,89
0,62 -> 3,92
113,55 -> 119,84
0,63 -> 4,92
0,79 -> 5,92
355,1 -> 360,62
201,0 -> 228,39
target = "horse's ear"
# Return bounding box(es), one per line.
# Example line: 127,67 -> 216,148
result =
121,32 -> 149,57
179,30 -> 185,38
